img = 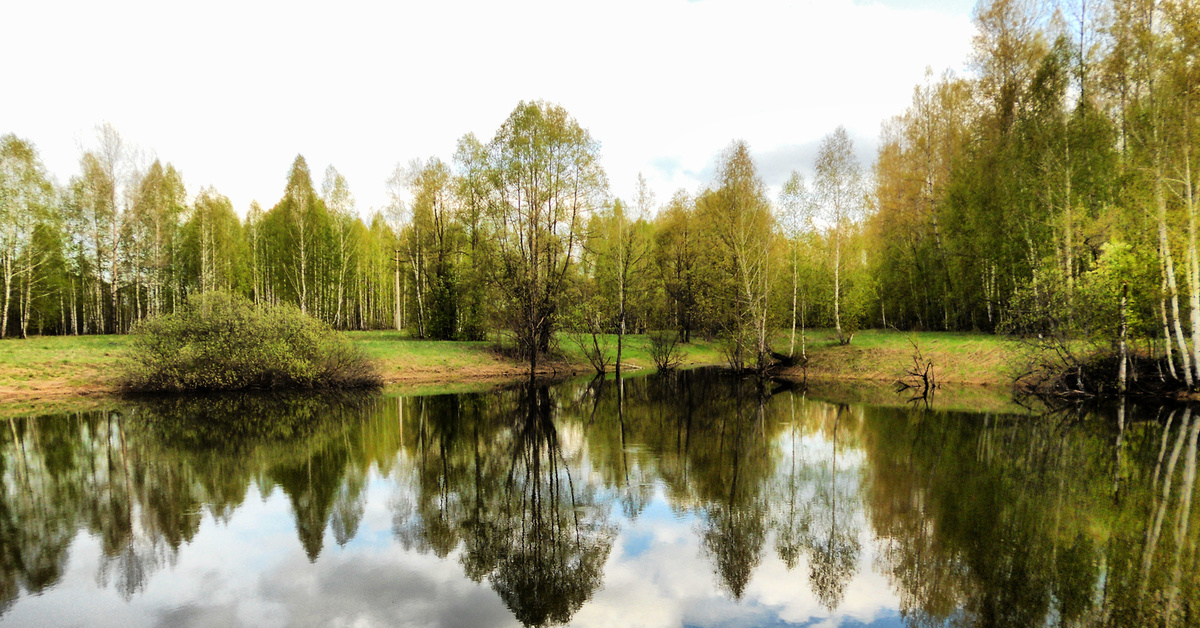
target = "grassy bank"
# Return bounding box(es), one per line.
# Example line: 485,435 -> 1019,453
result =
0,328 -> 1020,402
785,328 -> 1021,387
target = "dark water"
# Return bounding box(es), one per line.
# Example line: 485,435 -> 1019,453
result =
0,369 -> 1196,627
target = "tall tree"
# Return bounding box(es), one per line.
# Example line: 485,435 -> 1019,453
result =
814,127 -> 865,345
482,100 -> 607,372
779,170 -> 816,358
597,175 -> 654,374
130,160 -> 186,317
280,156 -> 321,314
704,141 -> 774,371
321,166 -> 356,329
0,135 -> 55,338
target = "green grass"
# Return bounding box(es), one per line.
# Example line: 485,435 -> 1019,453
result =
346,330 -> 500,370
792,327 -> 1022,386
0,334 -> 129,392
0,327 -> 1023,401
555,332 -> 725,370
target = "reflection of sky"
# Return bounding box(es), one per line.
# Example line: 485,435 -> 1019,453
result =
1,427 -> 905,628
574,476 -> 902,628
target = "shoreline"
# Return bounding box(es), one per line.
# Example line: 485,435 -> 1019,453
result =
0,329 -> 1022,406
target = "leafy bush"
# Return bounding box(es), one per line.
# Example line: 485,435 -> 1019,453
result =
119,292 -> 381,392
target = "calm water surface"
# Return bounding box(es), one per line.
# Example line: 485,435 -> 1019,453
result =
0,369 -> 1196,627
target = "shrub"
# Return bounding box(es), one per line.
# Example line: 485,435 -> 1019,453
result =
119,292 -> 382,392
648,330 -> 685,372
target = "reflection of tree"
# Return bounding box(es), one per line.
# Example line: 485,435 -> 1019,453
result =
269,444 -> 350,561
694,379 -> 773,600
771,393 -> 814,571
572,370 -> 788,601
0,391 -> 385,610
6,371 -> 1196,626
764,394 -> 867,612
138,392 -> 375,563
490,388 -> 615,626
807,404 -> 861,612
858,399 -> 1200,627
390,385 -> 616,627
331,471 -> 366,547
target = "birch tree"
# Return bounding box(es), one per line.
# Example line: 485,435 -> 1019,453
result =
321,165 -> 356,328
779,170 -> 815,358
0,135 -> 54,338
814,127 -> 865,345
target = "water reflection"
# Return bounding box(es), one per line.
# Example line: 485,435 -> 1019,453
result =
0,371 -> 1196,626
392,386 -> 616,626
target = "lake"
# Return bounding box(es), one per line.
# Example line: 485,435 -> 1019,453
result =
0,369 -> 1195,627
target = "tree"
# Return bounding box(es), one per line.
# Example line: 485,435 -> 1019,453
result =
452,133 -> 491,340
280,155 -> 321,314
0,136 -> 54,338
321,166 -> 357,329
779,170 -> 816,358
654,190 -> 715,343
591,176 -> 654,374
482,100 -> 607,372
703,141 -> 775,371
181,188 -> 245,295
814,127 -> 865,345
402,158 -> 459,340
385,163 -> 409,332
92,123 -> 133,333
130,160 -> 186,317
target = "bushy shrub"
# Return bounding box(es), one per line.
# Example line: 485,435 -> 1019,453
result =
120,292 -> 382,392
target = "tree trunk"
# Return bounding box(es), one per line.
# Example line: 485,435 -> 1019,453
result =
20,262 -> 31,339
790,243 -> 798,356
1163,295 -> 1179,380
1185,136 -> 1199,390
801,297 -> 807,361
1120,281 -> 1128,394
834,229 -> 844,344
1,249 -> 11,338
70,278 -> 77,335
1159,172 -> 1193,386
394,249 -> 402,331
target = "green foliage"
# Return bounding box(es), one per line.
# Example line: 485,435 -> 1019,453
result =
483,100 -> 606,362
119,292 -> 380,392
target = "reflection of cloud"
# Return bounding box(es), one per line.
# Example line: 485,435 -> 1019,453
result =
154,602 -> 240,627
572,486 -> 901,628
750,527 -> 902,627
256,550 -> 516,628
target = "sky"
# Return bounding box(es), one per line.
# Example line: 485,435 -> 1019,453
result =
1,0 -> 978,217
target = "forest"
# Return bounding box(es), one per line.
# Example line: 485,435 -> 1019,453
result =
0,0 -> 1197,381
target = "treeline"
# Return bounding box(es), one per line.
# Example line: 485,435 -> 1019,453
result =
0,127 -> 404,338
872,0 -> 1199,382
0,103 -> 871,374
3,0 -> 1196,377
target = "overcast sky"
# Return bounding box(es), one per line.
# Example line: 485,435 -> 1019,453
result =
2,0 -> 977,216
